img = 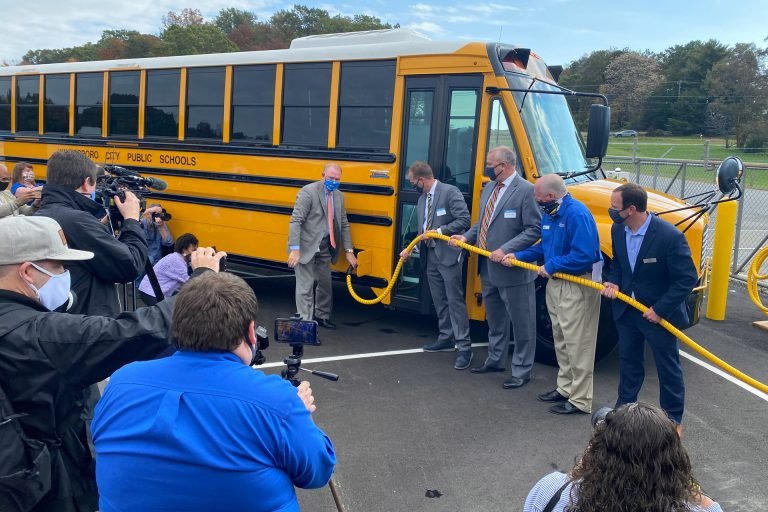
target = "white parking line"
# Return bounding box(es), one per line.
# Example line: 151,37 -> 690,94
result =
258,343 -> 768,403
680,350 -> 768,402
256,342 -> 490,368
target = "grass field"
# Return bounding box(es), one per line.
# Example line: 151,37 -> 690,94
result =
605,136 -> 768,189
606,136 -> 768,164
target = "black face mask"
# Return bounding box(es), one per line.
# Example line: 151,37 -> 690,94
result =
414,179 -> 425,193
608,207 -> 630,224
484,166 -> 499,180
538,199 -> 560,216
0,181 -> 8,192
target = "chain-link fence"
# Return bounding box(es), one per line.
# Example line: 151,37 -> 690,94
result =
603,156 -> 768,285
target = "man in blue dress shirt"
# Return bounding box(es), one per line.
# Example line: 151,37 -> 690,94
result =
508,174 -> 602,415
600,182 -> 698,426
92,272 -> 336,512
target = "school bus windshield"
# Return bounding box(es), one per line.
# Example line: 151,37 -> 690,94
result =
506,73 -> 591,180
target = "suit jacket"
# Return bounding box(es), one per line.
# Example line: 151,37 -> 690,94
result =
288,181 -> 353,265
417,181 -> 471,267
464,175 -> 541,287
607,214 -> 698,326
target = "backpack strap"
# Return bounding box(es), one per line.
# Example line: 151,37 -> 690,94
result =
542,479 -> 572,512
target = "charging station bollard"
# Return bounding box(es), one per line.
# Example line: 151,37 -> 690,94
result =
706,200 -> 738,321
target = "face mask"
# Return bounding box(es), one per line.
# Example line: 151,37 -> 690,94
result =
608,207 -> 630,224
538,199 -> 560,216
483,166 -> 499,180
414,179 -> 425,193
25,263 -> 71,311
0,181 -> 8,192
324,179 -> 340,192
90,191 -> 97,201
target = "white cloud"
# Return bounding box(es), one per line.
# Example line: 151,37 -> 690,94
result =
406,21 -> 445,35
472,3 -> 520,14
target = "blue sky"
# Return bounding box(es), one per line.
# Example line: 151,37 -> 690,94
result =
1,0 -> 766,66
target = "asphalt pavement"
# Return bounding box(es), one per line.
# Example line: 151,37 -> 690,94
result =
246,275 -> 768,512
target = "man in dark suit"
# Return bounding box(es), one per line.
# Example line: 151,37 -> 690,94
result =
400,161 -> 472,369
451,146 -> 541,388
287,163 -> 357,328
601,182 -> 698,425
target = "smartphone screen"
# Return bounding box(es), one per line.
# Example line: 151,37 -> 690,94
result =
274,318 -> 320,345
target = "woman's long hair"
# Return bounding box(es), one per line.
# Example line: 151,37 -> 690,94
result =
568,402 -> 699,511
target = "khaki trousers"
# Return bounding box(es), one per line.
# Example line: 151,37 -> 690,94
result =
546,276 -> 600,412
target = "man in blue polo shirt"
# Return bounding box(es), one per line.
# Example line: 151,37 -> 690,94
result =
506,174 -> 602,415
92,272 -> 336,512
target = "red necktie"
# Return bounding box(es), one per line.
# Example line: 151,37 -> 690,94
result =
327,192 -> 336,249
477,182 -> 504,250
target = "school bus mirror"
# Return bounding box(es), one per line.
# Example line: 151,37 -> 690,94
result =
355,250 -> 372,277
585,104 -> 611,159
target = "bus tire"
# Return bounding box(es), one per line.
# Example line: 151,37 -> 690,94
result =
533,276 -> 619,367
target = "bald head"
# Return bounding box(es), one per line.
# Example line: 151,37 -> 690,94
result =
533,174 -> 567,206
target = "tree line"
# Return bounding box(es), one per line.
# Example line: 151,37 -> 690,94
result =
16,7 -> 767,150
559,40 -> 768,150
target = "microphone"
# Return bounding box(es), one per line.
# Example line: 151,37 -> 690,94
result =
144,177 -> 168,191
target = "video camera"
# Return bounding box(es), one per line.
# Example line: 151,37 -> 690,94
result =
152,208 -> 172,222
95,165 -> 168,229
253,317 -> 337,387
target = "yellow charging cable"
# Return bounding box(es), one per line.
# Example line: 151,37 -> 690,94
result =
346,232 -> 768,395
747,245 -> 768,316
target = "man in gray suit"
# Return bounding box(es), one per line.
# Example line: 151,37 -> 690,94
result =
287,163 -> 357,329
450,146 -> 541,388
400,161 -> 473,369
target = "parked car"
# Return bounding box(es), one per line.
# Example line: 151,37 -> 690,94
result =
613,130 -> 638,138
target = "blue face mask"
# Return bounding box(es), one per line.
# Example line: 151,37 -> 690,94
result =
26,263 -> 72,311
484,165 -> 500,180
324,179 -> 340,192
90,191 -> 97,201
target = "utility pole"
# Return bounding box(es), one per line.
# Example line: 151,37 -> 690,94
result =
678,80 -> 682,98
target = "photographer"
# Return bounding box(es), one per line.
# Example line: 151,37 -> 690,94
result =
0,163 -> 40,218
137,233 -> 198,306
140,203 -> 173,265
523,402 -> 722,512
0,215 -> 224,512
92,272 -> 336,512
35,150 -> 148,316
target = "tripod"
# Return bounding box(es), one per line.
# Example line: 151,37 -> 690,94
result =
281,344 -> 346,512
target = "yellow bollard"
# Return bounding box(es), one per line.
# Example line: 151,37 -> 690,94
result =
706,200 -> 738,320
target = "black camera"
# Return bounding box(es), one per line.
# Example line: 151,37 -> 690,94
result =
152,208 -> 172,222
591,406 -> 614,427
96,165 -> 168,229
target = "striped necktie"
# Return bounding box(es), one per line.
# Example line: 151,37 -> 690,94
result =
477,182 -> 504,250
425,192 -> 434,247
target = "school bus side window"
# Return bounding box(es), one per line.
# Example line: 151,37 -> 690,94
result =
145,70 -> 180,138
282,62 -> 331,147
231,65 -> 275,144
337,60 -> 395,150
487,98 -> 517,158
16,76 -> 39,133
109,71 -> 139,137
0,78 -> 10,132
44,74 -> 70,134
76,73 -> 103,136
186,67 -> 225,140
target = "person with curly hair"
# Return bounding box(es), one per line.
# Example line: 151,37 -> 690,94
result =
524,402 -> 722,512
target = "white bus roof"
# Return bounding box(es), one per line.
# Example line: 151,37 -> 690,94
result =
0,29 -> 471,76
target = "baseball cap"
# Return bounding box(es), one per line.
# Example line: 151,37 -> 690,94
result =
0,216 -> 94,265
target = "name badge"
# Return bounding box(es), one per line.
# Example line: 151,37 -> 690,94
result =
559,223 -> 566,228
436,208 -> 447,217
643,257 -> 657,264
503,209 -> 517,219
542,225 -> 551,230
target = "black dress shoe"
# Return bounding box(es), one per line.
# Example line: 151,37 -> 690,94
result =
549,402 -> 588,415
470,364 -> 505,374
502,377 -> 530,389
538,390 -> 568,403
314,317 -> 336,329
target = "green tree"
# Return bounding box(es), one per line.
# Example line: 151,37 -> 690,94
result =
95,30 -> 164,60
643,40 -> 729,134
270,4 -> 394,43
600,52 -> 664,129
160,24 -> 238,56
214,7 -> 258,34
705,43 -> 768,147
559,49 -> 627,130
162,8 -> 204,29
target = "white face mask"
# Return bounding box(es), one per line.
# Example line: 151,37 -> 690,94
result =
25,262 -> 71,311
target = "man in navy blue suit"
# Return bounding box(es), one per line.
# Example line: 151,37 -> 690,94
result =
601,183 -> 697,426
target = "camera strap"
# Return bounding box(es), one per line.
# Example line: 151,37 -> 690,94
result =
542,479 -> 571,512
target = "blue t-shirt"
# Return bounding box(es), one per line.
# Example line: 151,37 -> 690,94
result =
92,351 -> 336,512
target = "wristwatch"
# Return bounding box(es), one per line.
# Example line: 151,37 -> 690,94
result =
345,249 -> 354,253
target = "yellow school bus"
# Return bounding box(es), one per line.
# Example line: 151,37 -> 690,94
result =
0,29 -> 706,362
